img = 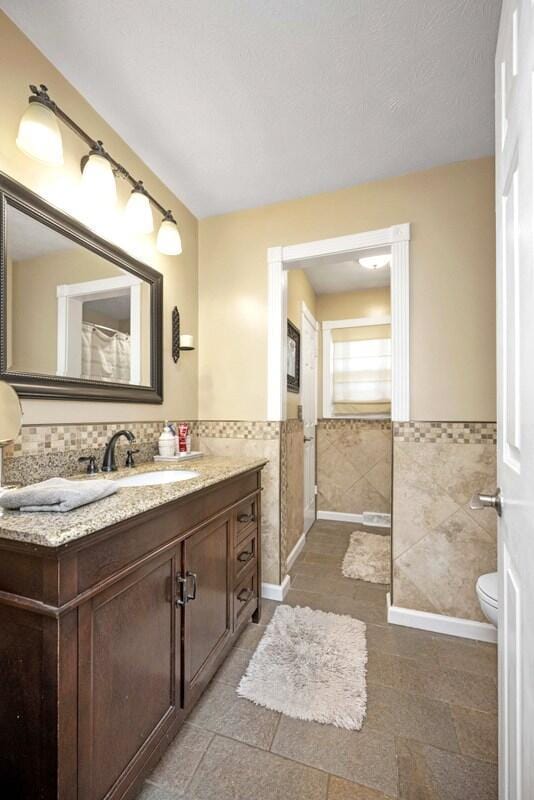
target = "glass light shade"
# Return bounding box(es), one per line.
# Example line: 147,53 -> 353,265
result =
124,188 -> 154,234
358,254 -> 391,270
157,218 -> 182,255
16,101 -> 64,166
80,153 -> 117,212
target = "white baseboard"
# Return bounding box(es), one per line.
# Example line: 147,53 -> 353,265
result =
286,530 -> 307,572
317,511 -> 364,524
262,573 -> 291,602
387,593 -> 497,644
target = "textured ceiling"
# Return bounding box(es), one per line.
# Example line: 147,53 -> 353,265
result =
1,1 -> 501,218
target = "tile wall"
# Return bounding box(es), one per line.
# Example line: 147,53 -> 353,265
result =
392,422 -> 498,621
279,419 -> 304,573
316,419 -> 392,516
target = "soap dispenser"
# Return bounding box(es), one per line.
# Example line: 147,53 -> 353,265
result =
158,421 -> 176,458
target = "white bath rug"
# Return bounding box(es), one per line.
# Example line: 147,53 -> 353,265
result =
237,604 -> 367,730
342,530 -> 390,584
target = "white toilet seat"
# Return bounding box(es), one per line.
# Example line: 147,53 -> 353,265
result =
476,572 -> 498,608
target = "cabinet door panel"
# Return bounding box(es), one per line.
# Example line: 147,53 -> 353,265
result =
184,516 -> 231,704
78,548 -> 180,800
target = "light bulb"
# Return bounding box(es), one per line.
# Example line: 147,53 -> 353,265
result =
16,100 -> 63,166
358,254 -> 391,270
124,183 -> 154,234
157,215 -> 182,255
80,151 -> 117,215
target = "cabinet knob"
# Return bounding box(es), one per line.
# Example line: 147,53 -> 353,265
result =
237,587 -> 253,603
237,549 -> 254,563
237,512 -> 255,524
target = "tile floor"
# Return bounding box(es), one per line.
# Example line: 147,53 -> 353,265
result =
137,520 -> 498,800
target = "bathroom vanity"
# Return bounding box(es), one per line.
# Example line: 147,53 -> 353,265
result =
0,458 -> 265,800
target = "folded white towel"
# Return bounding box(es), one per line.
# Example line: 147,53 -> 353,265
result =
0,477 -> 118,513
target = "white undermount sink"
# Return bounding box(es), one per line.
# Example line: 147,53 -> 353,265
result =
116,470 -> 200,488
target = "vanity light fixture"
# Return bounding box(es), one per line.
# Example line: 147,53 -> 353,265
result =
157,212 -> 183,256
358,254 -> 391,270
80,142 -> 117,213
16,84 -> 182,255
124,181 -> 154,234
16,85 -> 64,166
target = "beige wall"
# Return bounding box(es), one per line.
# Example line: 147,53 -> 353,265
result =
0,11 -> 198,424
315,286 -> 390,323
199,157 -> 496,422
286,269 -> 316,419
11,248 -> 122,375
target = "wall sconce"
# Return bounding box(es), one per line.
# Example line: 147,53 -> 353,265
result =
172,306 -> 195,363
16,84 -> 182,256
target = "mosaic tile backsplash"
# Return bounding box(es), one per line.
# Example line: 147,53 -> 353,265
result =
2,419 -> 281,487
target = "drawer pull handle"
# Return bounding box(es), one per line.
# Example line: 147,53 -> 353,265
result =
237,512 -> 255,524
175,575 -> 188,607
186,571 -> 197,601
237,549 -> 254,563
237,587 -> 253,603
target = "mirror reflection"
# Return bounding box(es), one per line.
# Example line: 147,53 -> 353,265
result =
5,203 -> 152,386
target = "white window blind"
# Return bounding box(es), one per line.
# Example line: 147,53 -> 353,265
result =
333,337 -> 391,404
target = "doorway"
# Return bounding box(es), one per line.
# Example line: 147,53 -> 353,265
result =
268,224 -> 410,584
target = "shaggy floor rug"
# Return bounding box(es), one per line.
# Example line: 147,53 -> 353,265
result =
237,604 -> 367,730
342,530 -> 390,584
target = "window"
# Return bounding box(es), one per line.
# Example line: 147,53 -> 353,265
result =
323,318 -> 392,418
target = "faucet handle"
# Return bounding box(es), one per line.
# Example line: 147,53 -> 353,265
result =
125,449 -> 140,468
78,455 -> 99,474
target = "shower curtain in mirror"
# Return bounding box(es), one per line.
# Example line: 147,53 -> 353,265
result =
81,323 -> 131,383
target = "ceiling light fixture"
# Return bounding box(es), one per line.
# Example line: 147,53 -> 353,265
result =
358,254 -> 391,270
16,84 -> 182,255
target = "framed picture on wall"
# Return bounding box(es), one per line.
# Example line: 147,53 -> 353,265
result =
287,320 -> 300,393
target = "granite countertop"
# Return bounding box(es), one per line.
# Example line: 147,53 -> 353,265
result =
0,456 -> 267,548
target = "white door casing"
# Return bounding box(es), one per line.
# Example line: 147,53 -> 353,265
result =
267,224 -> 410,422
495,1 -> 534,796
301,301 -> 318,534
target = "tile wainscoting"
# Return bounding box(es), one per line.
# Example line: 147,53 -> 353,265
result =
392,421 -> 498,622
195,421 -> 281,585
316,419 -> 392,518
280,419 -> 304,574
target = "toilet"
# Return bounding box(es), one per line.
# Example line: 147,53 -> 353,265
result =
476,572 -> 498,627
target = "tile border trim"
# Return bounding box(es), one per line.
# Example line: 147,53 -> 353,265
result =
393,421 -> 497,444
318,418 -> 392,431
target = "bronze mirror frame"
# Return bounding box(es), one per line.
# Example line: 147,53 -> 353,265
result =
0,172 -> 163,403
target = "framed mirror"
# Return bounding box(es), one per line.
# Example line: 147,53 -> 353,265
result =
0,172 -> 163,403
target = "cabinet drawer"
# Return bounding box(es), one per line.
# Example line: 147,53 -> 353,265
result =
233,566 -> 257,629
234,496 -> 258,545
234,530 -> 257,583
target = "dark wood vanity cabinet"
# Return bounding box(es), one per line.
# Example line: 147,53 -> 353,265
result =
0,467 -> 263,800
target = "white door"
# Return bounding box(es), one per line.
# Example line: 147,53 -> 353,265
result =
495,2 -> 534,796
301,302 -> 318,534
